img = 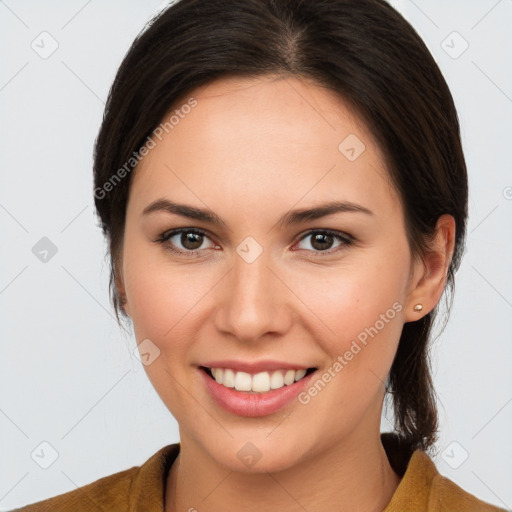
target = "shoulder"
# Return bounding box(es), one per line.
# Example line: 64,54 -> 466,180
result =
381,435 -> 508,512
9,466 -> 137,511
430,472 -> 508,512
9,443 -> 180,511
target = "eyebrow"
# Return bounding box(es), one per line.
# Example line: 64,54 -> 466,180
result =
142,198 -> 374,228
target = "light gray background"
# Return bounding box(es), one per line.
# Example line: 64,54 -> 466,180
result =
1,0 -> 511,509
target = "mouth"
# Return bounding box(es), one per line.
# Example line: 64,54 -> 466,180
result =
198,364 -> 319,417
199,365 -> 317,393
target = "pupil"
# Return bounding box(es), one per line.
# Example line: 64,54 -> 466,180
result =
182,232 -> 202,250
312,233 -> 333,251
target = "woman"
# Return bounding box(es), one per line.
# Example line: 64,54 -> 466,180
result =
13,0 -> 507,510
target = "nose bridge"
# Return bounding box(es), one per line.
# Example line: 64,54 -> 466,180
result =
214,242 -> 290,342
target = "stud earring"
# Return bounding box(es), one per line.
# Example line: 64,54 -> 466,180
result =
413,304 -> 423,312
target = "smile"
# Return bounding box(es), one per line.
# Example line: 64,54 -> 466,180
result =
199,366 -> 319,417
201,366 -> 316,393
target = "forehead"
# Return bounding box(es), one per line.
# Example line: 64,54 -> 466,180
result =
169,74 -> 374,154
129,75 -> 400,221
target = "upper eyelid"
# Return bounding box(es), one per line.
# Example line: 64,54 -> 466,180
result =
160,227 -> 216,243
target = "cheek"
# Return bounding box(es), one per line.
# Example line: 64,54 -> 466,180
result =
295,261 -> 405,337
125,266 -> 200,342
122,237 -> 222,358
287,255 -> 408,387
291,280 -> 404,427
122,236 -> 180,338
121,242 -> 211,411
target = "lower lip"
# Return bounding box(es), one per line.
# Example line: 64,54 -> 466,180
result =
199,367 -> 317,417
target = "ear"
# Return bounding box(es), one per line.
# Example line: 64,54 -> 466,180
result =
404,214 -> 456,322
115,266 -> 131,317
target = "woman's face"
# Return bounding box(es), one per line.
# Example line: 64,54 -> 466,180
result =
119,75 -> 425,471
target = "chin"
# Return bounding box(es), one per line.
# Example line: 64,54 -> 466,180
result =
202,435 -> 309,474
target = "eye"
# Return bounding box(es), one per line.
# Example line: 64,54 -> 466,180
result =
155,227 -> 354,257
294,229 -> 353,256
155,228 -> 217,256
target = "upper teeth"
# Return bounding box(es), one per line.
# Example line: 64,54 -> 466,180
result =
210,368 -> 308,393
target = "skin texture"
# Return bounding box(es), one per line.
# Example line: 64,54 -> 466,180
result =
117,75 -> 455,512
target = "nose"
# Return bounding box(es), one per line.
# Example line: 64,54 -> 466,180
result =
213,248 -> 293,343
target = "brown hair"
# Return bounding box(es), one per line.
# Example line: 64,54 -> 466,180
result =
93,0 -> 468,458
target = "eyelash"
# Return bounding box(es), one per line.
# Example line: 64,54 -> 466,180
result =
155,228 -> 354,258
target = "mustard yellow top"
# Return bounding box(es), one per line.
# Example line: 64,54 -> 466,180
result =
12,433 -> 507,511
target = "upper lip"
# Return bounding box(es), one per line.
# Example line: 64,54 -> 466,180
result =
199,360 -> 316,375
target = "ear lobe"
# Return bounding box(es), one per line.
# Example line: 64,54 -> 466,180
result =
404,214 -> 456,322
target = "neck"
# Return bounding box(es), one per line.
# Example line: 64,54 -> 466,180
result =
165,429 -> 402,512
